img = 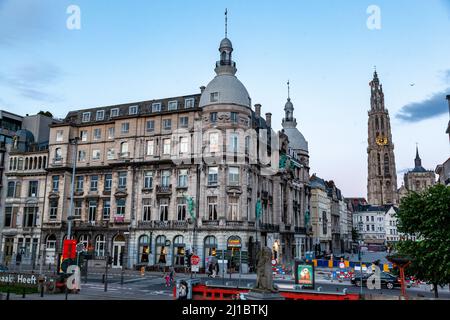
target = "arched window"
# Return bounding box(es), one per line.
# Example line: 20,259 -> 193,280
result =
173,235 -> 185,266
381,118 -> 384,130
155,235 -> 167,264
384,153 -> 390,175
94,235 -> 105,257
43,156 -> 47,168
55,148 -> 62,160
78,234 -> 90,250
46,234 -> 57,250
377,153 -> 381,176
204,236 -> 217,266
25,157 -> 29,170
375,117 -> 379,130
120,142 -> 128,156
33,156 -> 37,169
138,235 -> 150,263
38,157 -> 42,169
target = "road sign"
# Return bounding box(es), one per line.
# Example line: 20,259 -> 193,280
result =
339,262 -> 345,269
191,255 -> 200,272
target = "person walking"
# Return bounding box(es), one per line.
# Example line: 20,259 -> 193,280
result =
169,267 -> 176,284
164,272 -> 171,287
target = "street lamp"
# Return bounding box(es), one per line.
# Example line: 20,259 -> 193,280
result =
67,137 -> 79,240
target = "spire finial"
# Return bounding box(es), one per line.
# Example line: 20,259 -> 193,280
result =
287,80 -> 290,99
225,8 -> 228,38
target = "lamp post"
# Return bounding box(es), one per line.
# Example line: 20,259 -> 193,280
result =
67,137 -> 79,240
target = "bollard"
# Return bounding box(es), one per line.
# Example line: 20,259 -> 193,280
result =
40,285 -> 44,298
6,288 -> 10,300
102,274 -> 105,283
22,287 -> 26,298
65,286 -> 68,300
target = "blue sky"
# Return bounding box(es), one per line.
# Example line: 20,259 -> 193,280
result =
1,0 -> 449,197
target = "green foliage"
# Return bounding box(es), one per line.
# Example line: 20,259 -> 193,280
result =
351,227 -> 360,241
395,184 -> 450,289
0,284 -> 38,294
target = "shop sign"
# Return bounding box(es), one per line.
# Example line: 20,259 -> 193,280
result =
227,236 -> 242,248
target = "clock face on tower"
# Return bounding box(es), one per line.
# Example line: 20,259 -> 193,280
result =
376,136 -> 388,146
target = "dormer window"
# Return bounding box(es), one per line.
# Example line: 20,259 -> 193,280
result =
152,103 -> 161,112
129,105 -> 138,115
110,108 -> 119,117
210,92 -> 219,102
82,112 -> 91,123
185,98 -> 194,108
168,101 -> 178,111
96,110 -> 105,121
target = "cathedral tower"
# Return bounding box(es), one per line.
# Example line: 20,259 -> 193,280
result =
367,71 -> 398,205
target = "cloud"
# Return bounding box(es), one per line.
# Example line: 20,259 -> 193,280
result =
0,62 -> 64,102
395,88 -> 449,123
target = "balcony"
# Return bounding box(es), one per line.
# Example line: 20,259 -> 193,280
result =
138,221 -> 153,228
215,60 -> 236,68
226,220 -> 244,227
114,216 -> 125,224
153,220 -> 170,229
295,226 -> 306,234
119,152 -> 130,159
156,184 -> 172,195
202,220 -> 219,227
52,157 -> 64,166
260,223 -> 279,232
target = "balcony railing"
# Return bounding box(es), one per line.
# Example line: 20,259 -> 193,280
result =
156,184 -> 172,194
225,220 -> 244,227
215,60 -> 236,68
260,223 -> 279,232
202,220 -> 219,227
295,226 -> 306,234
52,157 -> 64,165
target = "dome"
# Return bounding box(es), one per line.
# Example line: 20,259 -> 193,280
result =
219,37 -> 233,50
199,74 -> 251,108
285,98 -> 293,110
283,127 -> 308,152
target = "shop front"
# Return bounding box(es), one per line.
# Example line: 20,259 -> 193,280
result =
173,235 -> 186,267
203,236 -> 217,268
227,236 -> 242,272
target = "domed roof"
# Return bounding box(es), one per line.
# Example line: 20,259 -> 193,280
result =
283,127 -> 308,152
220,37 -> 233,50
285,98 -> 293,110
199,74 -> 251,108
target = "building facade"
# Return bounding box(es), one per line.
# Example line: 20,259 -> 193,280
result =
367,71 -> 398,206
309,175 -> 331,254
37,34 -> 311,272
352,205 -> 387,245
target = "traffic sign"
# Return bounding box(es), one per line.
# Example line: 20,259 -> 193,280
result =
191,255 -> 200,272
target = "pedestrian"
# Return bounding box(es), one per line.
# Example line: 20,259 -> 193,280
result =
169,267 -> 176,284
164,272 -> 170,287
208,262 -> 213,277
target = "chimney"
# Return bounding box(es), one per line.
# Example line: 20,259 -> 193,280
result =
200,86 -> 206,94
265,113 -> 272,127
254,104 -> 261,118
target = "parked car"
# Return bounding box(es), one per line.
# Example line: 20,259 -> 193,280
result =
0,265 -> 8,272
351,272 -> 401,289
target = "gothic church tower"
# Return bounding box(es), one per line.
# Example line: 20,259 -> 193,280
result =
367,71 -> 398,205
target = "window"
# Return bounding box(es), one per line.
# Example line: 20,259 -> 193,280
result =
55,148 -> 62,160
163,139 -> 171,155
152,103 -> 161,112
82,112 -> 91,122
210,92 -> 219,102
366,216 -> 369,222
143,199 -> 152,221
78,150 -> 86,162
208,197 -> 218,220
209,132 -> 219,152
179,117 -> 188,128
229,196 -> 239,220
210,112 -> 218,123
110,108 -> 119,117
120,142 -> 129,157
108,127 -> 115,139
7,181 -> 16,198
185,98 -> 194,108
104,174 -> 112,192
161,170 -> 171,187
163,119 -> 172,130
107,148 -> 115,160
371,216 -> 374,222
96,110 -> 105,120
159,198 -> 169,221
366,225 -> 370,231
56,130 -> 64,142
92,149 -> 101,160
93,128 -> 101,140
23,206 -> 37,227
90,175 -> 99,192
177,198 -> 186,220
95,235 -> 106,257
168,101 -> 178,111
46,235 -> 57,250
4,207 -> 12,227
116,198 -> 126,216
121,122 -> 130,134
74,200 -> 82,218
228,167 -> 240,185
179,137 -> 189,154
208,167 -> 218,185
231,112 -> 238,123
129,105 -> 138,115
80,130 -> 88,141
75,176 -> 84,192
88,201 -> 97,222
99,200 -> 110,221
49,199 -> 58,220
322,212 -> 327,234
229,133 -> 238,153
371,225 -> 375,231
118,172 -> 127,189
52,176 -> 59,192
144,171 -> 153,189
384,154 -> 390,175
146,120 -> 155,132
178,169 -> 188,187
28,181 -> 38,197
146,140 -> 154,156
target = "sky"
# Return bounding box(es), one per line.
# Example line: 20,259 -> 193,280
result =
1,0 -> 450,198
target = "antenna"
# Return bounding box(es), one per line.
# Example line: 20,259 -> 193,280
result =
225,8 -> 228,38
287,80 -> 290,99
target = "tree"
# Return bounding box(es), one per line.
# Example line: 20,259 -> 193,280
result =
395,184 -> 450,298
38,110 -> 53,118
351,227 -> 360,242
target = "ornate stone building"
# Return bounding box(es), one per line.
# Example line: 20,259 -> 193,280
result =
398,146 -> 436,201
39,32 -> 312,271
367,71 -> 398,206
